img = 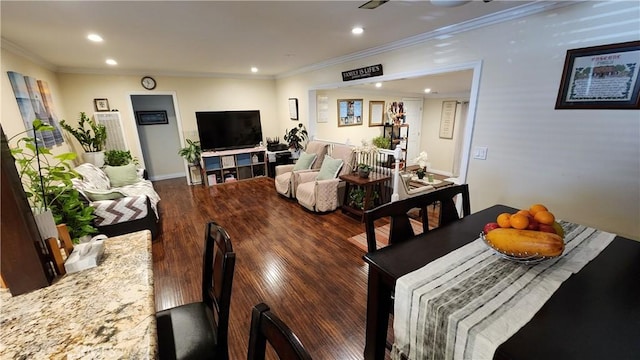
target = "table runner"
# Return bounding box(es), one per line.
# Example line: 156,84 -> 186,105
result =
391,221 -> 616,360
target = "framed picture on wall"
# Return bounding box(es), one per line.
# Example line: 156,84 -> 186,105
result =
94,98 -> 110,112
337,99 -> 363,127
439,101 -> 457,139
288,98 -> 299,120
368,101 -> 385,126
555,40 -> 640,109
136,110 -> 168,125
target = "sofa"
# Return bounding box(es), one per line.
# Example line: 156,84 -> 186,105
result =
71,162 -> 161,238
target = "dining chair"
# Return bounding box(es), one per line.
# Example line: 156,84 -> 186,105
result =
156,221 -> 236,360
364,184 -> 470,253
247,303 -> 313,360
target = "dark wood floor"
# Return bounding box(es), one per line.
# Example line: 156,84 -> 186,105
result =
152,176 -> 376,359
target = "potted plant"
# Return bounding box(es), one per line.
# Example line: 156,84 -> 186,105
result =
104,150 -> 136,166
284,123 -> 308,154
348,187 -> 379,210
358,163 -> 372,178
372,136 -> 390,150
178,139 -> 202,166
60,112 -> 107,167
9,119 -> 98,243
414,151 -> 429,179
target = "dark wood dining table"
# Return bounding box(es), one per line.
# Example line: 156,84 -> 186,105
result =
363,204 -> 640,360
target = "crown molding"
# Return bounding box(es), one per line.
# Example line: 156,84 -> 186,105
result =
1,38 -> 58,72
55,66 -> 275,80
277,1 -> 576,79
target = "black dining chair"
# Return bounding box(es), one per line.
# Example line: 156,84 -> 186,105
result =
156,221 -> 236,360
247,303 -> 313,360
364,184 -> 471,253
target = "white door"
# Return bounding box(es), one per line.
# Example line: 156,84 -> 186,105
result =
402,98 -> 423,165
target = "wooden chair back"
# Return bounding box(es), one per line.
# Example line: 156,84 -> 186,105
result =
364,184 -> 471,253
203,221 -> 236,357
247,303 -> 312,360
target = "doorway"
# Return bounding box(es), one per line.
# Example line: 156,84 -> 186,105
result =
130,94 -> 185,181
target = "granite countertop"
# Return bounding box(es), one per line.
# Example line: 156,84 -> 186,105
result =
0,230 -> 157,359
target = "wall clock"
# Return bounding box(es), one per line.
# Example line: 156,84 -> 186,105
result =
141,76 -> 156,90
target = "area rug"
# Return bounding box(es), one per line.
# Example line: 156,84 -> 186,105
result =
347,206 -> 440,252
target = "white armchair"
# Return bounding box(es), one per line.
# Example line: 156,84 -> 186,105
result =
295,144 -> 355,212
274,141 -> 328,198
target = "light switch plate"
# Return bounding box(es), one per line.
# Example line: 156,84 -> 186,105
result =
473,146 -> 488,160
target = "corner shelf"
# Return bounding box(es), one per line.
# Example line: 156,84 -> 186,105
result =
383,123 -> 409,167
201,146 -> 267,185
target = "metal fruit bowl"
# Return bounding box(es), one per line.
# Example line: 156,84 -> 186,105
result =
479,232 -> 555,264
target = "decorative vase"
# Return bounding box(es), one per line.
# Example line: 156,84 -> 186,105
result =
358,169 -> 370,178
82,151 -> 105,167
33,208 -> 58,240
417,171 -> 425,179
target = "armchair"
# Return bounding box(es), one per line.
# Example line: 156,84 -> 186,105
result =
274,141 -> 328,198
295,144 -> 355,212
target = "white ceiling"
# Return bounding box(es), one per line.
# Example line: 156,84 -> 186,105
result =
1,1 -> 548,96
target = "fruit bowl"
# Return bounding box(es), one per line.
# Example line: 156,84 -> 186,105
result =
479,232 -> 556,264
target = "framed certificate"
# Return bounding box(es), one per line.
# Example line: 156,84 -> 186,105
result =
555,41 -> 640,109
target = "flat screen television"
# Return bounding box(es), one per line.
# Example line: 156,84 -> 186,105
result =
196,110 -> 263,151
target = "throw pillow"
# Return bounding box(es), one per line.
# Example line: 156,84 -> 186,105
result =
84,189 -> 126,201
293,152 -> 317,171
316,155 -> 344,181
103,163 -> 139,187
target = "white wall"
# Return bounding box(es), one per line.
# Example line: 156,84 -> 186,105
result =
276,2 -> 640,239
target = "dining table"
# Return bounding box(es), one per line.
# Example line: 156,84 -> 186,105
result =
362,204 -> 640,360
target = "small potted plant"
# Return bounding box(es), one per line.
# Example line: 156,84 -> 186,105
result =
60,112 -> 107,167
284,123 -> 308,155
104,150 -> 136,166
357,163 -> 372,178
414,151 -> 429,179
178,139 -> 202,165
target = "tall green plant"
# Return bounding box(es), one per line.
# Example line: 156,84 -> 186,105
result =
9,119 -> 97,242
60,112 -> 107,152
9,119 -> 78,210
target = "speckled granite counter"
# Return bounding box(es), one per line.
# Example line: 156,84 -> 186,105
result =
0,230 -> 157,359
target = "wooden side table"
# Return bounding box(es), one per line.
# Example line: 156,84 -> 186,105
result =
340,172 -> 391,221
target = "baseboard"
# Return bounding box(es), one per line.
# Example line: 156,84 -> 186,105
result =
149,172 -> 185,181
429,168 -> 453,177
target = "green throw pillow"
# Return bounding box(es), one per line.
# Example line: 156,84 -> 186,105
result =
316,155 -> 344,181
84,189 -> 126,201
293,152 -> 317,171
103,163 -> 139,187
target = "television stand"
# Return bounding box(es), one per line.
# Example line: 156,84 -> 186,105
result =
201,146 -> 267,186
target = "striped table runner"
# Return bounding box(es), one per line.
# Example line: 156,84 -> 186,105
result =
391,221 -> 616,360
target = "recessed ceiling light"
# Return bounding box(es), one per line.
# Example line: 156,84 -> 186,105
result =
87,34 -> 103,42
424,88 -> 432,93
105,59 -> 117,66
251,67 -> 258,73
375,82 -> 382,88
352,27 -> 364,35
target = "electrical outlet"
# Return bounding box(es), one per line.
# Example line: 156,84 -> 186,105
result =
473,146 -> 488,160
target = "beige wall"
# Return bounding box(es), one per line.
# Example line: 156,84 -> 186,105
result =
56,74 -> 279,165
275,2 -> 640,239
1,48 -> 72,157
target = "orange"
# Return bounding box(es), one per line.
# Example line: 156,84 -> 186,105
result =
529,204 -> 548,216
496,213 -> 512,228
516,209 -> 532,218
534,210 -> 555,225
510,214 -> 530,230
